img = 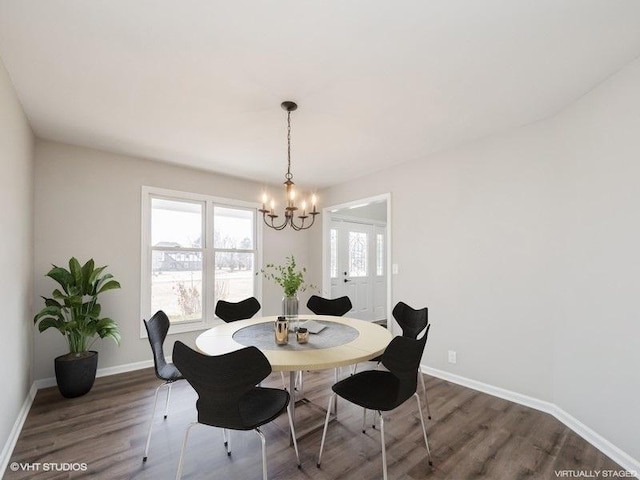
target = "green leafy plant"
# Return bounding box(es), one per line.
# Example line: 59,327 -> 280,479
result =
33,257 -> 122,354
258,255 -> 316,297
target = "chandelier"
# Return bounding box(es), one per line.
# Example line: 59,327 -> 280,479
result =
259,101 -> 319,231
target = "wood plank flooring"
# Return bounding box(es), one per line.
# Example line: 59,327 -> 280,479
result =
6,367 -> 624,479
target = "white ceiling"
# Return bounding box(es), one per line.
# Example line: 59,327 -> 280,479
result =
1,1 -> 640,189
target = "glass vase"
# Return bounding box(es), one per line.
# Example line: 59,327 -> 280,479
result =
282,295 -> 299,331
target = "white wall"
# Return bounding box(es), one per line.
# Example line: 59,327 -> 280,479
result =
322,122 -> 559,399
318,59 -> 640,463
33,141 -> 315,381
551,58 -> 640,465
0,58 -> 34,464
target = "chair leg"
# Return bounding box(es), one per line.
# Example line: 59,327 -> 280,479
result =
419,373 -> 432,420
223,429 -> 231,455
414,393 -> 433,466
164,382 -> 173,419
286,399 -> 301,468
362,408 -> 367,433
332,369 -> 339,416
379,411 -> 388,480
317,393 -> 335,468
175,421 -> 198,480
298,370 -> 304,396
143,382 -> 167,462
255,428 -> 268,480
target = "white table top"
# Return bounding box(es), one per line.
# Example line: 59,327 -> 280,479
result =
196,315 -> 393,372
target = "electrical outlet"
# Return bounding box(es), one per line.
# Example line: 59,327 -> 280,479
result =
448,350 -> 457,364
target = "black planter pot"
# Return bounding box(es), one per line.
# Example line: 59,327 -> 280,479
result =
54,351 -> 98,398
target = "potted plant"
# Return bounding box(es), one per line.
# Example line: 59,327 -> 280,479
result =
33,257 -> 121,398
258,255 -> 315,324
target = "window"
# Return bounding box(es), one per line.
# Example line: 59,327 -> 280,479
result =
329,228 -> 338,278
141,187 -> 261,335
348,231 -> 368,277
213,206 -> 256,303
376,233 -> 384,276
150,198 -> 204,323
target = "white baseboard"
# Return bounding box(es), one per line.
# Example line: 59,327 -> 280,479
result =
422,365 -> 640,478
1,383 -> 38,478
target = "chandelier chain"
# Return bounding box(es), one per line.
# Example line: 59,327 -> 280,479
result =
286,110 -> 292,180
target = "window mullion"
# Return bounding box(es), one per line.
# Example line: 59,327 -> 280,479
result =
204,200 -> 215,324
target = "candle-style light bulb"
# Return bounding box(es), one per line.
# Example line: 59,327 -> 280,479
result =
262,193 -> 268,210
270,199 -> 275,214
312,194 -> 317,213
301,200 -> 307,215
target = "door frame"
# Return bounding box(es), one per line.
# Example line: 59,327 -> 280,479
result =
321,193 -> 393,330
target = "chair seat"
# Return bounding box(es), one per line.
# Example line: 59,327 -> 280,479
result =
157,362 -> 183,382
333,370 -> 402,411
198,387 -> 290,430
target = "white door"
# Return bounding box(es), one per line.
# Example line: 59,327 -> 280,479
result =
329,220 -> 386,321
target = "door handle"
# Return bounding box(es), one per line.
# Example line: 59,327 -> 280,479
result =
344,279 -> 351,283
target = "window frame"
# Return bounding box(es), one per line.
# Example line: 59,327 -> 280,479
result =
140,186 -> 263,337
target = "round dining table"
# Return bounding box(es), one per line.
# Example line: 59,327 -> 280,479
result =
195,315 -> 393,439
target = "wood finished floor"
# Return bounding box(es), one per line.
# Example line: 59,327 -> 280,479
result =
7,367 -> 623,480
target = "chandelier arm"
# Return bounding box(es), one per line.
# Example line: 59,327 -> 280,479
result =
305,213 -> 318,229
290,212 -> 317,231
290,218 -> 303,231
262,212 -> 290,231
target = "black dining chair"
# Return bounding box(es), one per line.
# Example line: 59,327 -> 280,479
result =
391,301 -> 432,419
173,341 -> 300,480
304,295 -> 354,391
142,310 -> 184,462
306,295 -> 353,317
354,301 -> 432,418
215,296 -> 261,322
317,327 -> 433,480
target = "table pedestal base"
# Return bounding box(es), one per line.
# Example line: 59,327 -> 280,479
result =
288,370 -> 338,445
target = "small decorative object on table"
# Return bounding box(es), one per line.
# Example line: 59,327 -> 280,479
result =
275,316 -> 289,345
258,255 -> 316,332
296,327 -> 309,344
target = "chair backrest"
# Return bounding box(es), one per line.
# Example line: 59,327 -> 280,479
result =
143,310 -> 171,379
306,295 -> 352,316
215,297 -> 261,323
172,341 -> 272,428
381,324 -> 430,405
392,301 -> 428,339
